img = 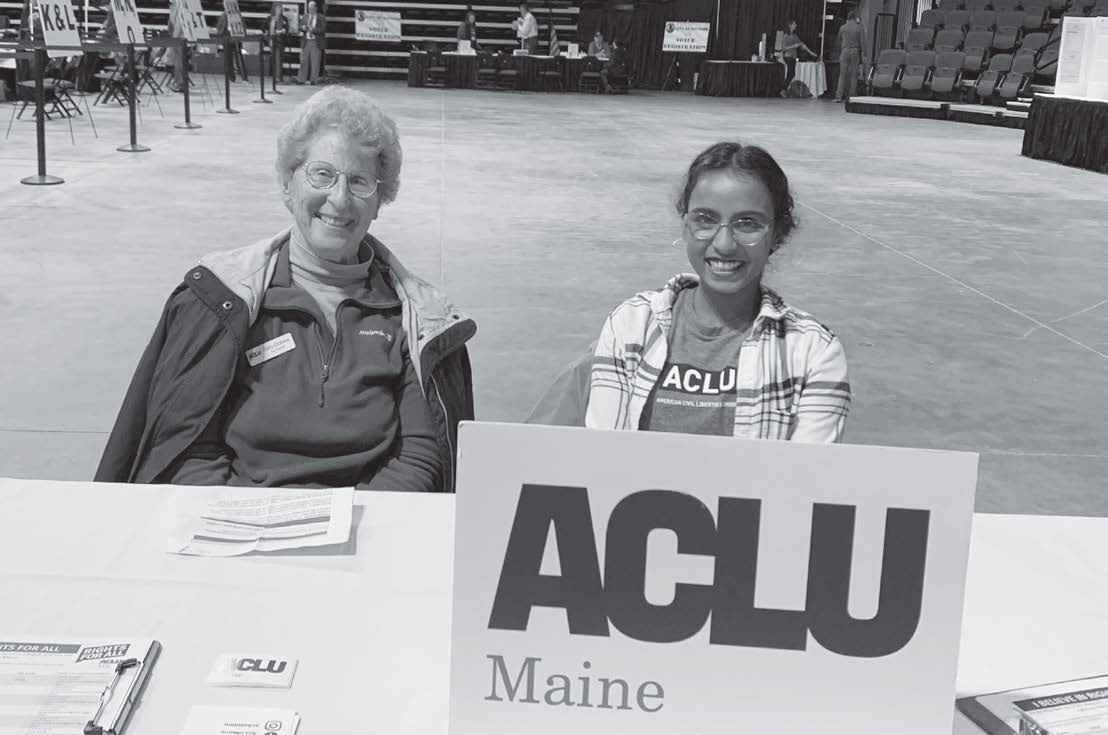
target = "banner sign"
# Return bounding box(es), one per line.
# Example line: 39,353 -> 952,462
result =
223,0 -> 245,37
1056,16 -> 1108,101
176,0 -> 210,41
34,0 -> 82,53
662,21 -> 710,53
355,10 -> 401,43
449,423 -> 978,735
109,0 -> 144,45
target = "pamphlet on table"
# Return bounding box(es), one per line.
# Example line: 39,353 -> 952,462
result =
179,706 -> 300,735
0,636 -> 160,735
167,487 -> 354,556
958,674 -> 1108,734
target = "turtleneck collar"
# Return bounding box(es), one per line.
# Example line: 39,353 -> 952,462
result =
288,226 -> 375,288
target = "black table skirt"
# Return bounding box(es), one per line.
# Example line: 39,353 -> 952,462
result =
408,52 -> 586,92
1022,95 -> 1108,174
696,61 -> 785,98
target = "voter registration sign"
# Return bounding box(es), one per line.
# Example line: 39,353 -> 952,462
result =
449,422 -> 978,735
355,10 -> 401,43
662,21 -> 710,53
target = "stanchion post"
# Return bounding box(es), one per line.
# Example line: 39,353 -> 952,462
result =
117,42 -> 151,152
217,38 -> 239,114
174,39 -> 201,129
271,34 -> 283,94
21,47 -> 64,186
254,34 -> 271,103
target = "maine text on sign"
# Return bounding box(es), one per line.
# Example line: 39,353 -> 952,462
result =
355,10 -> 402,43
662,21 -> 710,53
449,423 -> 978,735
489,485 -> 928,657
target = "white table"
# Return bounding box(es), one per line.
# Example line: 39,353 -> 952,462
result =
794,60 -> 827,98
1,478 -> 1106,734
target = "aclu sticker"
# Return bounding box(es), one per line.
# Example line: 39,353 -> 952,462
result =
206,654 -> 298,689
449,423 -> 978,735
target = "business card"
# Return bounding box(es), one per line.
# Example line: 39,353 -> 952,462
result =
205,654 -> 298,689
179,706 -> 300,735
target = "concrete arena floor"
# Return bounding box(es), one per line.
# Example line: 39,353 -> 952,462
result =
1,79 -> 1105,514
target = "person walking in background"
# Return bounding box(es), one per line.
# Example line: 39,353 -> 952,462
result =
779,19 -> 816,95
511,2 -> 538,54
456,8 -> 479,50
216,9 -> 249,82
834,10 -> 867,102
297,0 -> 324,84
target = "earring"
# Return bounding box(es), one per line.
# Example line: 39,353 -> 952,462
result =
671,238 -> 684,249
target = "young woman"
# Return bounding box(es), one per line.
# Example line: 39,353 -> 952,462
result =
528,142 -> 850,442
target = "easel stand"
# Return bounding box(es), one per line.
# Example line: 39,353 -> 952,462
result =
117,42 -> 150,152
661,53 -> 681,91
217,39 -> 239,114
174,40 -> 201,129
21,47 -> 64,185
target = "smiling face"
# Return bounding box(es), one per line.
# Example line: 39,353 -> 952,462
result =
788,20 -> 797,32
684,169 -> 776,298
285,129 -> 380,263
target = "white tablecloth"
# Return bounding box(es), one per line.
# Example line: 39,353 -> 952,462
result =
794,60 -> 827,98
2,477 -> 1108,734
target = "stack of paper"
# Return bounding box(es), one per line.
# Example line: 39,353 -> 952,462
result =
168,487 -> 354,556
180,706 -> 300,735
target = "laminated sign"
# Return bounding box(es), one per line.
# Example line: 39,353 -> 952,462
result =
662,21 -> 710,53
449,422 -> 978,735
34,0 -> 82,53
177,0 -> 210,41
355,10 -> 401,43
110,0 -> 144,46
224,0 -> 245,38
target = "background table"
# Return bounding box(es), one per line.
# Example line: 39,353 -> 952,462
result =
696,60 -> 785,97
794,61 -> 827,98
2,477 -> 1107,734
1021,94 -> 1108,174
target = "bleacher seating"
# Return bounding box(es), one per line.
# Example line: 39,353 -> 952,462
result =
871,48 -> 908,95
935,28 -> 966,51
974,52 -> 1012,99
920,9 -> 946,28
930,51 -> 965,97
1035,45 -> 1059,79
938,0 -> 963,11
1016,31 -> 1049,56
900,50 -> 936,94
971,10 -> 997,29
993,0 -> 1020,11
967,0 -> 991,12
996,10 -> 1026,29
946,9 -> 972,28
962,30 -> 995,73
907,27 -> 936,51
1092,0 -> 1108,14
997,52 -> 1035,98
1022,1 -> 1048,28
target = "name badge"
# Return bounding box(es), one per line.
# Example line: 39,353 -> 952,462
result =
246,333 -> 296,367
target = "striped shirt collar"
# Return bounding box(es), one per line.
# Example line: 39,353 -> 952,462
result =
647,274 -> 791,331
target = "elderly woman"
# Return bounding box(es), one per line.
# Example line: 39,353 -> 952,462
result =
528,141 -> 850,441
96,87 -> 476,492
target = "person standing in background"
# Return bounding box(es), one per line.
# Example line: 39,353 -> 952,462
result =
456,8 -> 478,50
511,2 -> 538,54
779,19 -> 816,95
298,0 -> 323,84
269,3 -> 290,83
834,9 -> 866,102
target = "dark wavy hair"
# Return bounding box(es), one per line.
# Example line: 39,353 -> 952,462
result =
676,142 -> 796,247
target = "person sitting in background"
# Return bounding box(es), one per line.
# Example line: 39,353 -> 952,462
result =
599,38 -> 627,92
216,9 -> 249,82
587,30 -> 610,58
456,8 -> 479,50
527,141 -> 850,442
96,87 -> 477,492
779,19 -> 816,95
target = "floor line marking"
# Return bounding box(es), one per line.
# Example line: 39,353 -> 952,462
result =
798,200 -> 1108,361
1020,298 -> 1108,339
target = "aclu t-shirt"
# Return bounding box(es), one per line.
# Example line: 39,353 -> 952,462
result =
641,287 -> 750,436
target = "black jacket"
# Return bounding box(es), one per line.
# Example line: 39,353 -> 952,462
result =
95,230 -> 476,491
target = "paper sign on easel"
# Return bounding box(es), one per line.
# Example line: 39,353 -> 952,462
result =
354,10 -> 401,43
110,0 -> 144,46
176,0 -> 210,41
223,0 -> 245,37
449,422 -> 979,735
34,0 -> 82,56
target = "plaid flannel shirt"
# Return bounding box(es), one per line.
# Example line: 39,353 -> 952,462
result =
584,275 -> 851,442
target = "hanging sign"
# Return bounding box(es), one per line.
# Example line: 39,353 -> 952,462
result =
355,10 -> 401,43
35,0 -> 82,52
176,0 -> 210,41
449,422 -> 979,735
223,0 -> 245,37
662,21 -> 710,53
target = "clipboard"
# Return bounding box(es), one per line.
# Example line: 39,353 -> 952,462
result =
86,639 -> 162,735
957,674 -> 1108,734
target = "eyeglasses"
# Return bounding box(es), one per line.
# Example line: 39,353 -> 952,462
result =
303,161 -> 380,199
685,212 -> 770,246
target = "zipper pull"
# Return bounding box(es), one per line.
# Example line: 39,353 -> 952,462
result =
319,363 -> 329,407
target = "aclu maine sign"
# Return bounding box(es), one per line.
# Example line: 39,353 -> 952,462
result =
662,21 -> 710,53
355,10 -> 402,43
449,423 -> 978,735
